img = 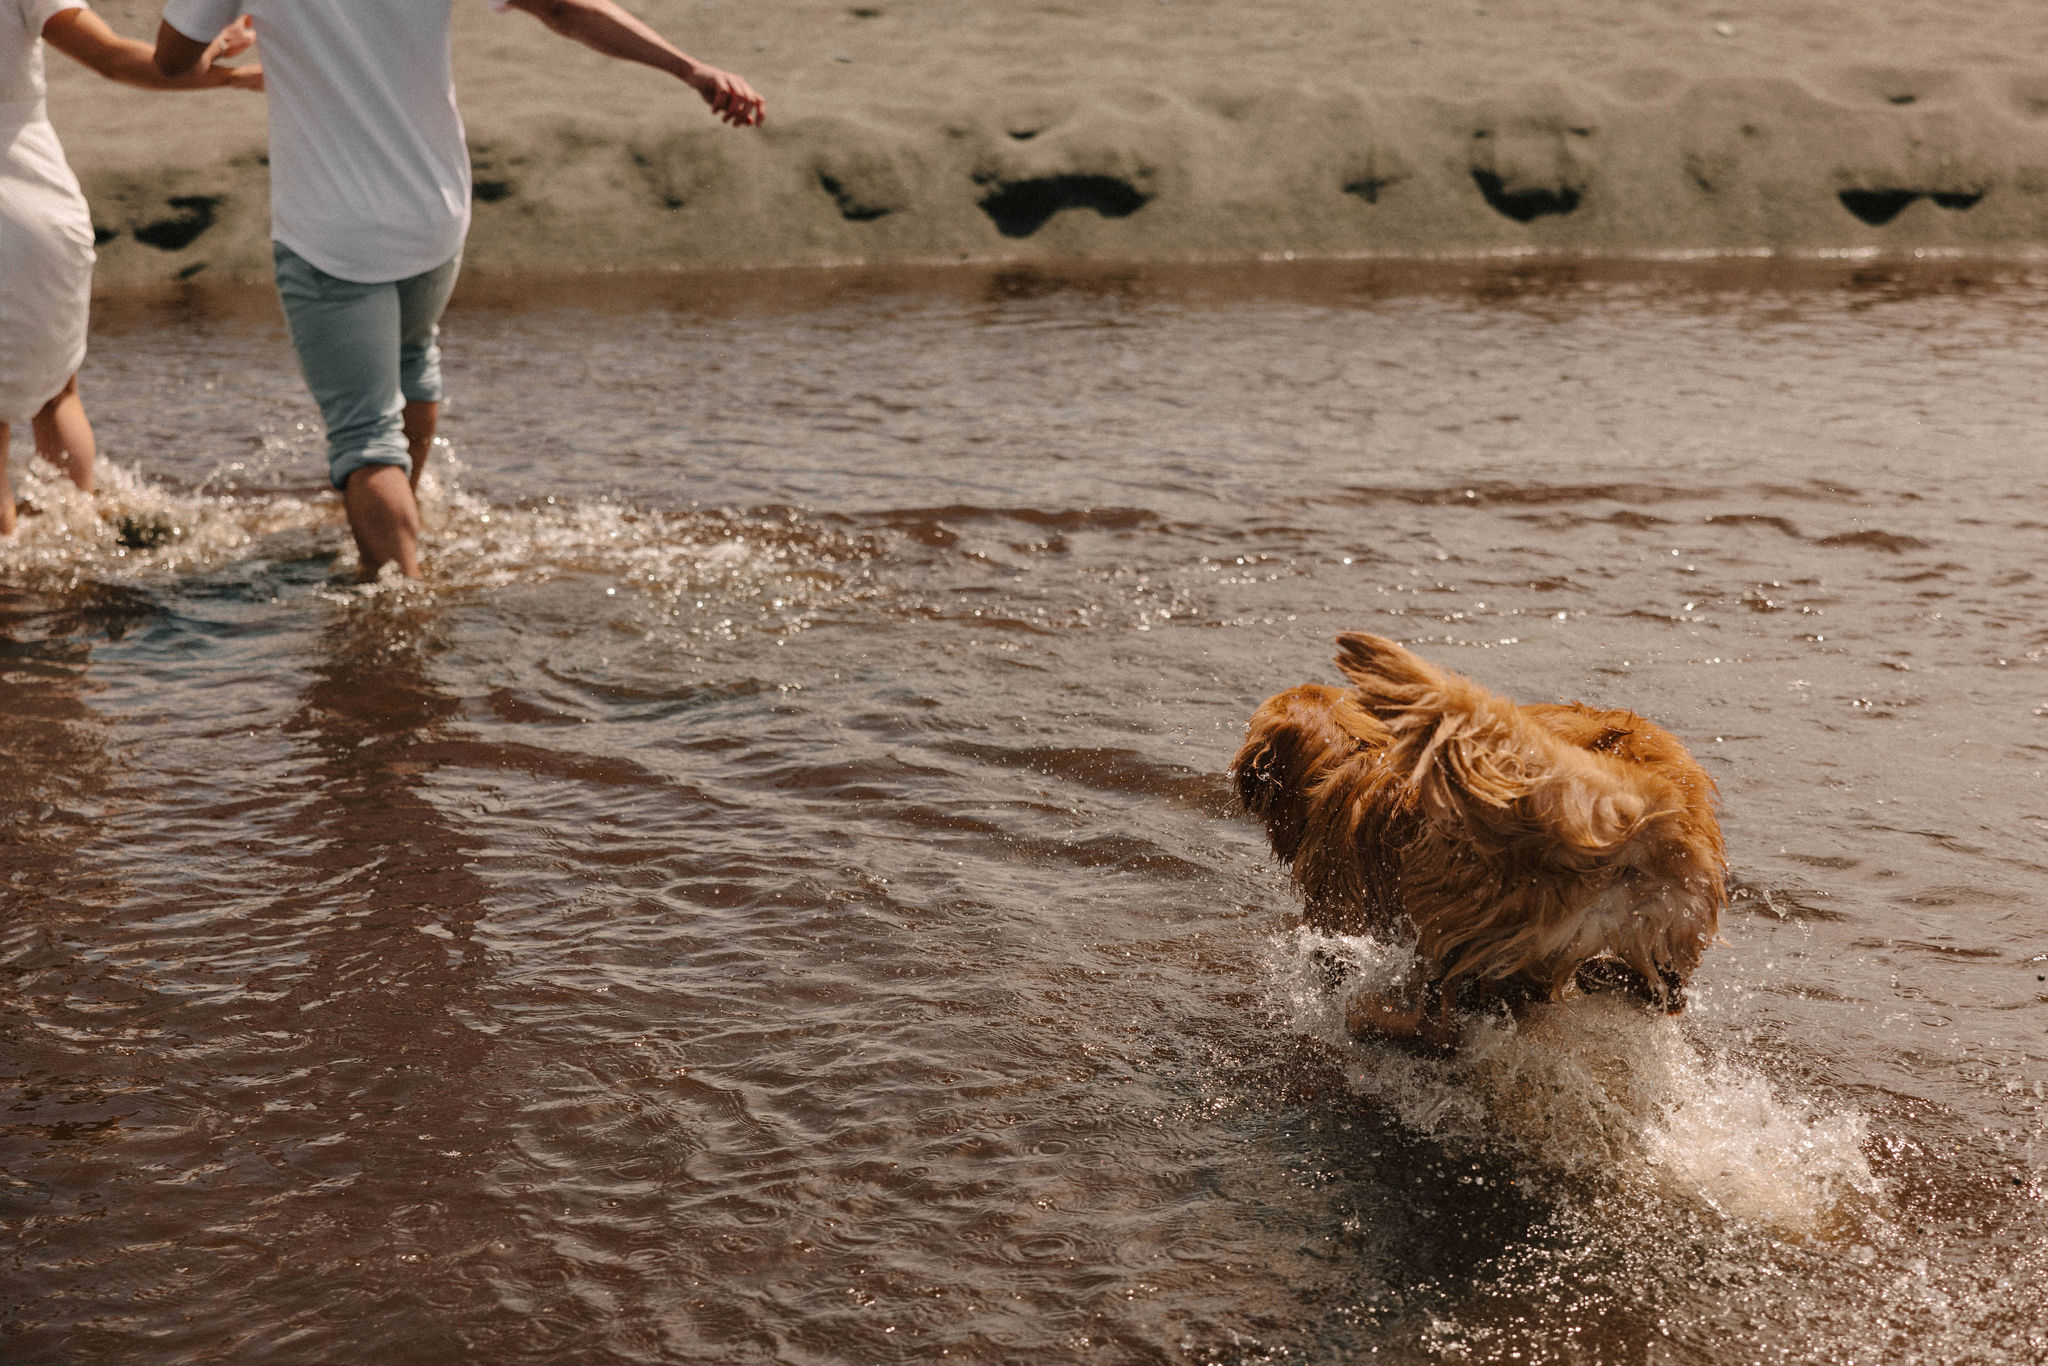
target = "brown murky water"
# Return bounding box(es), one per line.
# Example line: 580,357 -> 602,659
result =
3,259 -> 2045,1364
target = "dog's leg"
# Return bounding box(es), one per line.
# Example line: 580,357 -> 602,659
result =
1574,957 -> 1690,1015
1416,980 -> 1464,1051
1345,984 -> 1427,1041
1344,974 -> 1462,1052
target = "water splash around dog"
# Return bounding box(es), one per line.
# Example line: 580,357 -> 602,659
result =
1265,927 -> 1883,1235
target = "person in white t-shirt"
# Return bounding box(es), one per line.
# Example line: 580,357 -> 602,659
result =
0,0 -> 258,537
154,0 -> 763,580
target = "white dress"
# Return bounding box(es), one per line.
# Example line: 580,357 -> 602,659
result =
0,0 -> 92,424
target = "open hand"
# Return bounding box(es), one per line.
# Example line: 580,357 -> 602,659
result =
688,65 -> 763,127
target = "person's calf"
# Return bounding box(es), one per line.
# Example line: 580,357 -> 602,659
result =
402,399 -> 438,491
31,375 -> 96,495
1,423 -> 15,537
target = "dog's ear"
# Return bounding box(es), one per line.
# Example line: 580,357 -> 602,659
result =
1332,634 -> 1452,713
1231,685 -> 1383,863
1232,684 -> 1404,933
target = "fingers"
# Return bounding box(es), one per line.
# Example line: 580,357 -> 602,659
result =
697,68 -> 764,127
216,14 -> 255,58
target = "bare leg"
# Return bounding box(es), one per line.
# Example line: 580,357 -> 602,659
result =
30,373 -> 95,494
343,464 -> 422,581
0,423 -> 14,537
402,399 -> 438,490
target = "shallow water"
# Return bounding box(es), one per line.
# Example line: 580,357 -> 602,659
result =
3,259 -> 2046,1365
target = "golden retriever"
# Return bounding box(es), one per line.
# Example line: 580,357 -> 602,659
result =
1233,633 -> 1725,1049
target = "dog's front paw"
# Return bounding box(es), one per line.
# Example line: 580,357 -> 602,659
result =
1573,958 -> 1689,1015
1344,982 -> 1461,1053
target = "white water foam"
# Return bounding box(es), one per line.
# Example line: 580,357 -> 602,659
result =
1265,927 -> 1882,1232
4,452 -> 880,635
0,456 -> 332,585
411,464 -> 880,633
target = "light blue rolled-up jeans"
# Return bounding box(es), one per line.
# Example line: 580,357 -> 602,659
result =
272,241 -> 462,491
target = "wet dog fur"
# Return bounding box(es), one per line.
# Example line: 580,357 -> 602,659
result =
1233,634 -> 1725,1049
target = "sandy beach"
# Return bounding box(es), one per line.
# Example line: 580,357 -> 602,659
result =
45,0 -> 2048,286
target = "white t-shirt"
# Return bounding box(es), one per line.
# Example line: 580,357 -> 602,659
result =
3,0 -> 82,105
162,0 -> 500,283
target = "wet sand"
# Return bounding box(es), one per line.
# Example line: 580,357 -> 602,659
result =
46,0 -> 2048,286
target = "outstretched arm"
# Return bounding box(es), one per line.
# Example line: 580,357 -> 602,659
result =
48,9 -> 258,90
501,0 -> 763,127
